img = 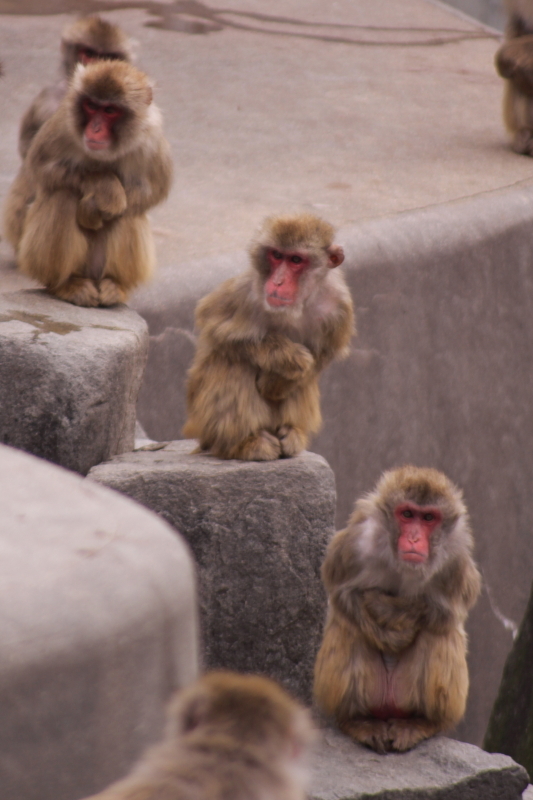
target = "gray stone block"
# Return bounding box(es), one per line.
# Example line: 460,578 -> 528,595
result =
88,441 -> 336,701
0,443 -> 198,800
310,728 -> 529,800
0,290 -> 149,475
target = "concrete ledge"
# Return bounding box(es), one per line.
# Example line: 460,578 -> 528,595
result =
131,178 -> 533,744
88,440 -> 336,701
0,444 -> 198,800
310,729 -> 529,800
0,290 -> 149,475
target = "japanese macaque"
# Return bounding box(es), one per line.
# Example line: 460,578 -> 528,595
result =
313,466 -> 481,754
495,1 -> 533,154
183,214 -> 354,460
81,671 -> 316,800
19,15 -> 133,160
4,60 -> 172,307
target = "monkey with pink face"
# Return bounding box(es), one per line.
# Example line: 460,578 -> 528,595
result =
314,466 -> 481,753
183,213 -> 355,461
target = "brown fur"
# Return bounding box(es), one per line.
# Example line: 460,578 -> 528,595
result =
495,1 -> 533,154
4,60 -> 172,307
314,466 -> 481,753
19,15 -> 133,160
80,671 -> 316,800
183,214 -> 355,460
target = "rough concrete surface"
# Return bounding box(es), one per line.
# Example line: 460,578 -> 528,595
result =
0,443 -> 198,800
310,728 -> 529,800
0,290 -> 148,474
0,0 -> 526,268
88,440 -> 336,701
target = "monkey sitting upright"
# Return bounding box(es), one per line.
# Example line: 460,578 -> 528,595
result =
183,213 -> 355,461
81,671 -> 316,800
19,15 -> 133,160
4,59 -> 172,307
314,466 -> 481,753
495,0 -> 533,154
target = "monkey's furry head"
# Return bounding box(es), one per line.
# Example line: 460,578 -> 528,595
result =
168,671 -> 315,754
250,213 -> 336,274
62,15 -> 134,75
373,465 -> 467,526
69,60 -> 155,160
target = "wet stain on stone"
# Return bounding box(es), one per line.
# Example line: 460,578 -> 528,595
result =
0,310 -> 81,339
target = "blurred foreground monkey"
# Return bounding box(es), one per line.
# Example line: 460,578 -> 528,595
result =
183,214 -> 354,460
19,15 -> 133,160
4,60 -> 172,307
314,466 -> 481,753
81,671 -> 316,800
495,0 -> 533,154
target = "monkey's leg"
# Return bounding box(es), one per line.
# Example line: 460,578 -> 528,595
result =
18,190 -> 98,306
101,214 -> 155,304
276,378 -> 321,457
385,628 -> 468,752
3,169 -> 33,250
184,359 -> 280,460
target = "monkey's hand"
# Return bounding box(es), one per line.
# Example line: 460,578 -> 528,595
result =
256,336 -> 315,381
496,37 -> 533,95
256,372 -> 298,402
77,174 -> 127,230
361,590 -> 425,653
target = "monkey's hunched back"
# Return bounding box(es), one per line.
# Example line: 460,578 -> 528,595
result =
82,672 -> 315,800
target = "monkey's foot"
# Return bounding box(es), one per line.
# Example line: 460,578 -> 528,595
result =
52,276 -> 99,307
99,278 -> 127,306
277,425 -> 307,457
386,718 -> 439,752
233,431 -> 282,461
512,129 -> 533,156
340,719 -> 392,755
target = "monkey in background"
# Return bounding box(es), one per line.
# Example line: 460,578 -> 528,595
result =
19,15 -> 133,160
314,466 -> 481,753
81,671 -> 316,800
4,59 -> 172,307
495,0 -> 533,154
183,213 -> 354,461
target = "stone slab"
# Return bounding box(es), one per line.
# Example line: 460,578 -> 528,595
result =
88,440 -> 336,701
310,728 -> 529,800
0,443 -> 198,800
0,290 -> 149,474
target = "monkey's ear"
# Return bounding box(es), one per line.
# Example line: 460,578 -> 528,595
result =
327,244 -> 345,268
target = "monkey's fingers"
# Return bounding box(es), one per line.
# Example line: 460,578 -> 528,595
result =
496,37 -> 533,94
386,717 -> 440,752
52,276 -> 100,307
340,719 -> 390,754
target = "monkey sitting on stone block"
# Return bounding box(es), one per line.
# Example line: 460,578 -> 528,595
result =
314,466 -> 481,753
81,671 -> 316,800
183,213 -> 355,461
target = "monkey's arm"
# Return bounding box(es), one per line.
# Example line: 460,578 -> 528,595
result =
19,83 -> 65,160
496,36 -> 533,95
120,134 -> 173,215
322,527 -> 424,653
425,556 -> 482,633
313,297 -> 355,371
77,173 -> 127,230
196,281 -> 315,384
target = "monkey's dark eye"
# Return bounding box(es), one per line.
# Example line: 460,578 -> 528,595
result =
271,250 -> 283,260
401,509 -> 413,518
423,513 -> 435,522
290,255 -> 303,265
84,98 -> 98,112
103,105 -> 121,116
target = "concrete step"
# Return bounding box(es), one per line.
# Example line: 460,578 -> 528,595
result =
88,439 -> 336,702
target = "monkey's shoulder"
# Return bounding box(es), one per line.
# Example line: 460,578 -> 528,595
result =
195,273 -> 257,329
497,35 -> 533,84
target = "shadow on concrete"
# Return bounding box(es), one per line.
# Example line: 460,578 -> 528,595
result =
0,0 -> 499,45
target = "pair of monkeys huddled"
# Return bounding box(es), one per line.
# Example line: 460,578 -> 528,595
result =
7,12 -> 481,785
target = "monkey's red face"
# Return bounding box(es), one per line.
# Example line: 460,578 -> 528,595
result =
265,248 -> 310,307
394,503 -> 442,564
82,98 -> 123,151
